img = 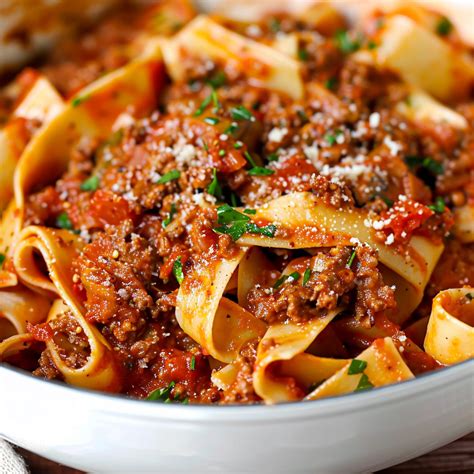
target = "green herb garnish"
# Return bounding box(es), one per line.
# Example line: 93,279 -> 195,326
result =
214,204 -> 276,241
367,40 -> 377,50
216,204 -> 249,225
325,130 -> 342,146
269,18 -> 281,33
80,175 -> 100,192
244,209 -> 256,215
56,212 -> 73,230
324,77 -> 337,90
211,89 -> 220,111
405,156 -> 444,175
194,94 -> 212,116
208,168 -> 223,198
244,151 -> 274,176
436,16 -> 452,36
157,169 -> 181,184
204,117 -> 220,125
173,257 -> 184,284
298,49 -> 309,61
233,141 -> 243,149
335,30 -> 361,54
230,105 -> 255,122
0,253 -> 5,269
302,268 -> 311,286
273,271 -> 300,289
346,250 -> 356,268
348,359 -> 368,375
71,94 -> 91,107
428,196 -> 446,214
162,203 -> 177,228
190,355 -> 196,371
224,122 -> 238,135
267,153 -> 279,162
207,71 -> 226,89
248,167 -> 275,176
147,381 -> 189,404
355,373 -> 374,391
147,381 -> 176,401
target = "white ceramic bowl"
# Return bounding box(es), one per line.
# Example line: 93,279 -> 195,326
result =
1,360 -> 472,473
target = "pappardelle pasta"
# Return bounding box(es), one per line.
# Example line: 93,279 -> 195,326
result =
0,0 -> 473,404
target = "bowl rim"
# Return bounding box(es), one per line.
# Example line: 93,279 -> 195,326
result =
1,359 -> 473,423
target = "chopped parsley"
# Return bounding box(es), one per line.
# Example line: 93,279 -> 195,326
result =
211,89 -> 220,111
206,71 -> 226,89
269,18 -> 281,33
162,203 -> 177,228
248,167 -> 274,176
194,93 -> 213,116
207,168 -> 223,198
218,149 -> 226,157
428,196 -> 446,214
190,355 -> 196,371
380,195 -> 394,207
298,48 -> 309,61
56,212 -> 73,230
325,130 -> 342,146
224,122 -> 238,135
367,40 -> 378,50
80,175 -> 100,192
244,209 -> 256,215
147,381 -> 189,404
230,105 -> 255,122
302,268 -> 311,286
335,30 -> 361,54
214,204 -> 276,241
273,271 -> 300,289
71,94 -> 90,107
173,257 -> 184,284
244,151 -> 274,176
157,169 -> 181,184
348,359 -> 368,375
405,156 -> 444,175
324,77 -> 337,90
204,117 -> 220,125
267,153 -> 279,162
233,141 -> 243,149
355,373 -> 374,391
346,250 -> 356,268
0,253 -> 5,269
436,16 -> 453,36
297,109 -> 309,124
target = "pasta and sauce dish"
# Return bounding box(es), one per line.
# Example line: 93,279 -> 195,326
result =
0,0 -> 473,406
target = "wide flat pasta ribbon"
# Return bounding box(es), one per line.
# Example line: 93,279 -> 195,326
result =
0,286 -> 51,340
238,192 -> 443,293
13,41 -> 165,235
12,226 -> 122,391
253,310 -> 343,403
45,299 -> 122,392
0,75 -> 64,211
306,337 -> 414,400
176,249 -> 266,363
424,288 -> 474,364
161,15 -> 303,99
14,226 -> 84,301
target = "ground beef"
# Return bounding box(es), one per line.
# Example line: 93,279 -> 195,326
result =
221,341 -> 260,404
247,245 -> 395,326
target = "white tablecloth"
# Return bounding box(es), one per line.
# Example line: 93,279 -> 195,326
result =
0,440 -> 28,474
